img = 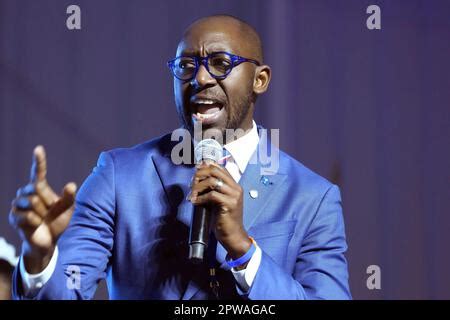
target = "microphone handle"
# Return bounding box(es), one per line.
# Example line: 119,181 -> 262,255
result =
188,158 -> 218,263
188,205 -> 212,263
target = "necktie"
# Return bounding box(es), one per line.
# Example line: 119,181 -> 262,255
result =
207,233 -> 220,299
206,148 -> 244,299
206,150 -> 228,299
218,148 -> 231,166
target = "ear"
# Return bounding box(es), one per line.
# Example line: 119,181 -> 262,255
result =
253,65 -> 271,95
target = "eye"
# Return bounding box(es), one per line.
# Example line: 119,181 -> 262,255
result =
209,55 -> 232,71
177,58 -> 195,70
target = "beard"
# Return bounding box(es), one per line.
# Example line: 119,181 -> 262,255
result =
225,90 -> 255,132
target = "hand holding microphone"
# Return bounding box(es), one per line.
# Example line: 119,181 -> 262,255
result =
188,139 -> 252,267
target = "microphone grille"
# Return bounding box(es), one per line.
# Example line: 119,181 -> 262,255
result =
194,139 -> 222,164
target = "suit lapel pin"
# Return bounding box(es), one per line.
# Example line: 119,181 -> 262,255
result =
260,175 -> 271,186
249,189 -> 259,199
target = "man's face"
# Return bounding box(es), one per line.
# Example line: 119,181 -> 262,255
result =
173,21 -> 258,139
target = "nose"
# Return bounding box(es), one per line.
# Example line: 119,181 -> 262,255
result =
191,62 -> 216,88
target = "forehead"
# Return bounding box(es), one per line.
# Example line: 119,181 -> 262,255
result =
176,23 -> 248,57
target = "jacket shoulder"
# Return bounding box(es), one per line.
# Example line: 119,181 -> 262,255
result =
278,150 -> 336,195
101,133 -> 174,163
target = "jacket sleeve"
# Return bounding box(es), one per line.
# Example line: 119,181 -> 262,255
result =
245,185 -> 351,300
12,152 -> 116,300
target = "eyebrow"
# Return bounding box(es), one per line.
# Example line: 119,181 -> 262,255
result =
179,46 -> 233,57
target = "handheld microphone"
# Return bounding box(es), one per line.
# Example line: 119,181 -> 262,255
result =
188,139 -> 222,263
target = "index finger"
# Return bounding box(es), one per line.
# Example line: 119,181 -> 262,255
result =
195,163 -> 235,186
30,145 -> 47,183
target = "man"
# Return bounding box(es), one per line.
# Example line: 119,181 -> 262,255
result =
9,15 -> 351,299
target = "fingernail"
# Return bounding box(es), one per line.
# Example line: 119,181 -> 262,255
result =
23,184 -> 35,195
16,197 -> 31,210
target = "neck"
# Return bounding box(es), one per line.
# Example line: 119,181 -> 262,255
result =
223,122 -> 253,145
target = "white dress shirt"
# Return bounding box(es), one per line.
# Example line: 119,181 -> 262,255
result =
20,246 -> 59,297
21,120 -> 262,296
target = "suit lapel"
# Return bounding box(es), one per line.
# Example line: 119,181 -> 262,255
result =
152,156 -> 195,227
216,160 -> 287,270
239,162 -> 287,232
151,139 -> 201,300
151,133 -> 195,228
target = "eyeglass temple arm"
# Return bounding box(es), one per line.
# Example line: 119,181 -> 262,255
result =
234,55 -> 260,66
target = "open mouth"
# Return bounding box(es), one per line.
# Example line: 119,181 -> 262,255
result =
190,98 -> 225,125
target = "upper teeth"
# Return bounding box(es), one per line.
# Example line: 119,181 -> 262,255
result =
194,99 -> 216,105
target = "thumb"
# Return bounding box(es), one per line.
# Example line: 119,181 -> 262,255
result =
46,182 -> 77,222
61,182 -> 77,206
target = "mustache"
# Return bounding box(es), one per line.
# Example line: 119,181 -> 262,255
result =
188,88 -> 226,101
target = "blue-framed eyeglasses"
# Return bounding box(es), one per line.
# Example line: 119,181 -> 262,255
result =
167,51 -> 260,82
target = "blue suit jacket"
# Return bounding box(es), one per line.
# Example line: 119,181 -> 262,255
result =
13,131 -> 351,300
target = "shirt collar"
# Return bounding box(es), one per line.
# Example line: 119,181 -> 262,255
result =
224,120 -> 259,174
